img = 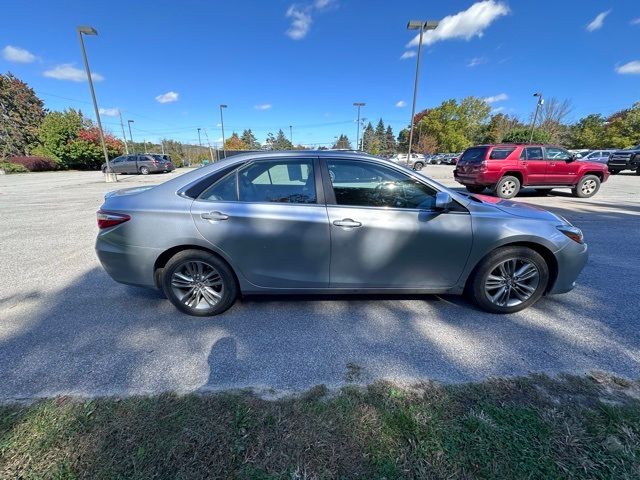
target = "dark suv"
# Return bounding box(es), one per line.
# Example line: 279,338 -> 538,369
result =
607,144 -> 640,175
454,144 -> 609,199
102,154 -> 175,175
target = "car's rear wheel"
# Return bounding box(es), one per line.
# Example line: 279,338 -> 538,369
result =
469,246 -> 549,314
162,250 -> 238,316
413,162 -> 424,171
465,185 -> 485,194
140,166 -> 150,175
572,175 -> 600,198
495,176 -> 520,199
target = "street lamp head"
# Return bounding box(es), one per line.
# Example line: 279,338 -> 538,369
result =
220,104 -> 227,109
353,102 -> 365,107
407,20 -> 438,30
78,25 -> 98,35
533,92 -> 541,97
127,119 -> 134,124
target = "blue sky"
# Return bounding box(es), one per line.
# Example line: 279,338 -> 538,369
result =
1,0 -> 639,147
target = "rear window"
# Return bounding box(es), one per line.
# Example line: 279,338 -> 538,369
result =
460,147 -> 487,163
489,147 -> 516,160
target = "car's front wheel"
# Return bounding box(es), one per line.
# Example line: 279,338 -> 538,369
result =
413,162 -> 424,171
495,176 -> 520,199
162,250 -> 238,316
140,166 -> 150,175
572,175 -> 600,198
469,246 -> 549,314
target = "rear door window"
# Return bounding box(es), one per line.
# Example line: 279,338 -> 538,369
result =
489,147 -> 515,159
522,147 -> 544,160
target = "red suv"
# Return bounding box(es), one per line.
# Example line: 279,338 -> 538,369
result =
454,144 -> 609,199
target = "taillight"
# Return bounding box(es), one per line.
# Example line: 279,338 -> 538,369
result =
97,210 -> 131,229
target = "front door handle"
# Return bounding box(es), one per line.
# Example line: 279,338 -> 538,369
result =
201,211 -> 229,221
333,218 -> 362,228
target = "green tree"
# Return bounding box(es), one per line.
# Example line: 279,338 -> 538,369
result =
397,128 -> 409,153
602,103 -> 640,148
332,134 -> 352,149
502,127 -> 551,144
224,132 -> 249,150
240,129 -> 260,149
266,129 -> 293,150
567,114 -> 606,149
162,139 -> 187,166
361,122 -> 375,153
384,125 -> 396,154
375,119 -> 386,153
0,73 -> 45,158
479,113 -> 523,144
32,109 -> 83,164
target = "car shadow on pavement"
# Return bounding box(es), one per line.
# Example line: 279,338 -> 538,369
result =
1,203 -> 639,400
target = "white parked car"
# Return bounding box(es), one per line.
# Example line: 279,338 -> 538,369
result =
390,153 -> 426,171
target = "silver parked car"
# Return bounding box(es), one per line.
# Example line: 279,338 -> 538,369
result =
102,154 -> 175,175
96,151 -> 588,316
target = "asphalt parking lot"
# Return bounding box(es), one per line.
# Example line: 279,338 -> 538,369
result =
1,166 -> 639,400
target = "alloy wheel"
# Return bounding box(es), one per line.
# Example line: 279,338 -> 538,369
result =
484,258 -> 540,307
500,180 -> 517,197
170,260 -> 224,311
581,179 -> 597,195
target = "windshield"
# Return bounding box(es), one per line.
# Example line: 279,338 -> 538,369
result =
460,147 -> 487,163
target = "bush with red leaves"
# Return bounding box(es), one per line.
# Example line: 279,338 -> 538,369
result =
6,156 -> 58,171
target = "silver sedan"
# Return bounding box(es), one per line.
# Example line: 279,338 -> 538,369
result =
96,151 -> 588,316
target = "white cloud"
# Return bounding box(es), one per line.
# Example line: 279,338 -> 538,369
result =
616,60 -> 640,75
467,56 -> 487,67
483,93 -> 508,103
313,0 -> 334,8
407,0 -> 509,47
2,45 -> 36,63
254,103 -> 272,110
43,64 -> 103,82
400,50 -> 417,60
286,5 -> 313,39
99,107 -> 120,116
586,10 -> 611,32
155,91 -> 179,103
491,106 -> 505,114
631,18 -> 640,25
395,100 -> 407,108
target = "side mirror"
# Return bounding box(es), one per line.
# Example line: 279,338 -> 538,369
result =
567,154 -> 576,162
435,191 -> 452,211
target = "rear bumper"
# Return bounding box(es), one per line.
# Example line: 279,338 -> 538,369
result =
548,240 -> 589,295
454,171 -> 494,186
95,236 -> 160,288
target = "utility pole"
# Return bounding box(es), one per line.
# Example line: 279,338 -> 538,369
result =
219,104 -> 227,158
353,102 -> 365,150
127,120 -> 135,153
529,93 -> 544,143
202,128 -> 215,163
289,125 -> 293,146
144,139 -> 147,153
118,110 -> 129,154
77,25 -> 115,182
406,20 -> 439,156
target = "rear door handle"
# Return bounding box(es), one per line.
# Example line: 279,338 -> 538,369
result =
201,211 -> 229,221
333,218 -> 362,228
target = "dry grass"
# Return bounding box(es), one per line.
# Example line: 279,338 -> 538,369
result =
1,374 -> 639,479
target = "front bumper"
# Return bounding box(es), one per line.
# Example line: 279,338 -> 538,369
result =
548,240 -> 589,295
95,237 -> 161,288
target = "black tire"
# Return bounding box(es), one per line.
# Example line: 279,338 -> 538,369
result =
162,250 -> 238,316
572,174 -> 600,198
495,176 -> 521,199
535,188 -> 552,195
140,166 -> 150,175
608,170 -> 620,175
635,168 -> 640,176
465,185 -> 485,194
468,246 -> 549,314
101,166 -> 107,173
413,162 -> 424,171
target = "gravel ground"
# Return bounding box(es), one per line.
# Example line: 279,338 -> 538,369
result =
0,166 -> 639,400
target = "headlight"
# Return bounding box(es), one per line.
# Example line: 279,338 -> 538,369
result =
557,225 -> 584,244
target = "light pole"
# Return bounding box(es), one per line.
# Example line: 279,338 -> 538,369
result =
118,110 -> 129,154
77,25 -> 115,182
529,92 -> 544,143
353,102 -> 365,150
406,20 -> 438,156
197,128 -> 202,147
289,125 -> 293,146
127,120 -> 135,153
219,104 -> 227,158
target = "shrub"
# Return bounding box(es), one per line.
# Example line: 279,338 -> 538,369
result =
0,162 -> 29,174
6,156 -> 57,171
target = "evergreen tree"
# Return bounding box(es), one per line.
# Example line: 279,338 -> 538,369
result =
375,119 -> 386,152
332,134 -> 352,149
266,129 -> 293,150
384,125 -> 396,154
240,129 -> 260,150
361,122 -> 375,153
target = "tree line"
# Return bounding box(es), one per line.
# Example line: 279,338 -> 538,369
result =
2,71 -> 639,172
